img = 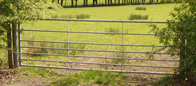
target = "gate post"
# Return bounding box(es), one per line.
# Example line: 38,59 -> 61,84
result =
121,22 -> 124,72
12,23 -> 18,67
18,24 -> 22,66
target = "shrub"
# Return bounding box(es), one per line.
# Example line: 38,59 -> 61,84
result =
135,7 -> 146,10
129,14 -> 148,20
76,14 -> 90,19
150,0 -> 196,85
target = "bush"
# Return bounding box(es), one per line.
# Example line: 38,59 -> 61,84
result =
150,0 -> 196,85
76,14 -> 90,19
129,14 -> 148,20
135,7 -> 146,10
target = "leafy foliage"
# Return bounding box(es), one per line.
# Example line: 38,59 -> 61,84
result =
0,0 -> 56,46
0,0 -> 52,24
150,0 -> 196,83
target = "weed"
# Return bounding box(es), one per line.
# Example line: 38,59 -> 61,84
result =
129,14 -> 148,20
105,27 -> 128,36
51,15 -> 59,18
52,70 -> 125,86
0,58 -> 2,67
135,7 -> 146,10
105,27 -> 120,33
0,49 -> 7,68
153,75 -> 174,86
17,67 -> 57,77
7,78 -> 15,83
76,14 -> 90,19
111,47 -> 130,64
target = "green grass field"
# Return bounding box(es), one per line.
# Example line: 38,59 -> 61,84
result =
19,3 -> 179,71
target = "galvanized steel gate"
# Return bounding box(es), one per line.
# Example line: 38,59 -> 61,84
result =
18,19 -> 179,74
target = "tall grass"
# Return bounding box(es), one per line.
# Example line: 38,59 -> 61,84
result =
52,70 -> 125,86
129,14 -> 149,20
17,67 -> 57,77
135,7 -> 147,10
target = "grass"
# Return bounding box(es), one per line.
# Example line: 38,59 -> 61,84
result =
52,70 -> 125,86
50,3 -> 177,20
0,48 -> 7,68
153,75 -> 174,86
17,67 -> 57,77
50,0 -> 178,7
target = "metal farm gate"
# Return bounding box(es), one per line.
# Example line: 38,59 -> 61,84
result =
17,19 -> 179,74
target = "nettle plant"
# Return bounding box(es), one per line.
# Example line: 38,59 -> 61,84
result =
150,0 -> 196,79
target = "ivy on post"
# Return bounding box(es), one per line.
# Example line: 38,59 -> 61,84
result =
180,37 -> 185,76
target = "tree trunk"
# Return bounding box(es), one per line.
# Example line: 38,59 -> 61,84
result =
86,0 -> 88,6
75,0 -> 78,6
93,0 -> 95,5
71,0 -> 74,6
64,0 -> 67,6
7,24 -> 13,68
84,0 -> 86,6
61,0 -> 64,6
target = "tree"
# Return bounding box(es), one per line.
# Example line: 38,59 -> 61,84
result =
0,0 -> 51,68
151,0 -> 196,82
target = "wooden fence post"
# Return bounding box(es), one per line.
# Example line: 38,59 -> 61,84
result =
7,24 -> 13,68
12,23 -> 18,68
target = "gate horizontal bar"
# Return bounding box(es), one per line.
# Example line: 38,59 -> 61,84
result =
45,19 -> 169,23
21,59 -> 178,68
21,46 -> 169,54
20,53 -> 179,62
21,40 -> 166,47
21,30 -> 155,35
21,64 -> 173,75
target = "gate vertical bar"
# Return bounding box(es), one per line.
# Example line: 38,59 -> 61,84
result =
13,24 -> 18,67
67,21 -> 70,69
18,24 -> 22,66
121,22 -> 124,72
